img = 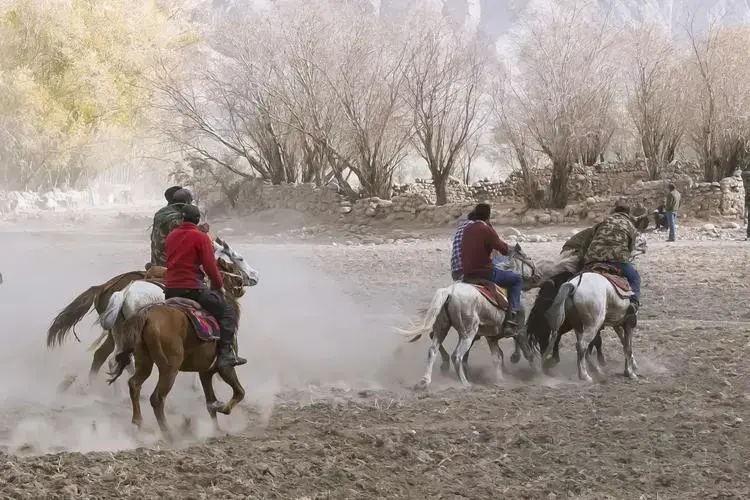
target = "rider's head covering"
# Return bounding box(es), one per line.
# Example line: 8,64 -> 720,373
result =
473,203 -> 491,221
172,188 -> 194,205
180,203 -> 201,225
613,199 -> 630,214
164,186 -> 182,204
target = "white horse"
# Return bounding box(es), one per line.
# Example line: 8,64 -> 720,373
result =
543,234 -> 646,382
401,244 -> 541,388
98,237 -> 259,368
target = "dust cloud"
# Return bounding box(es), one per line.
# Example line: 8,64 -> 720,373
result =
0,215 -> 412,455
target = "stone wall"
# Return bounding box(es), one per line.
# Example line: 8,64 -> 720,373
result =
230,162 -> 743,227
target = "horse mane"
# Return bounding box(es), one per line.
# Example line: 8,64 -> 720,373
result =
534,250 -> 580,281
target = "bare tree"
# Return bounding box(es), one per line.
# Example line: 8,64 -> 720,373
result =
490,70 -> 545,209
507,0 -> 619,208
624,23 -> 685,180
685,21 -> 750,181
260,1 -> 412,199
402,14 -> 488,205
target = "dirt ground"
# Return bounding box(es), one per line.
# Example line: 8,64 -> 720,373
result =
0,210 -> 748,499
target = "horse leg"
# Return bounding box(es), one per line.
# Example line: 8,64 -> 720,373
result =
462,335 -> 481,382
417,312 -> 450,389
215,366 -> 246,415
614,326 -> 637,379
552,333 -> 562,365
90,332 -> 115,377
590,329 -> 605,366
127,354 -> 153,428
150,365 -> 179,439
486,337 -> 505,384
439,344 -> 451,374
510,338 -> 522,364
199,371 -> 220,429
574,327 -> 593,382
622,325 -> 638,380
591,328 -> 607,366
452,323 -> 478,387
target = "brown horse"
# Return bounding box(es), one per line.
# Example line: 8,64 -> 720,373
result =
108,291 -> 245,439
47,237 -> 257,378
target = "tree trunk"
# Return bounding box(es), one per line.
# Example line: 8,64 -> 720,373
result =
434,176 -> 448,206
548,158 -> 570,209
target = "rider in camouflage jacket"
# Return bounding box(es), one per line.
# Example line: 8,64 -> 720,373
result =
584,203 -> 641,321
562,224 -> 600,267
150,186 -> 187,267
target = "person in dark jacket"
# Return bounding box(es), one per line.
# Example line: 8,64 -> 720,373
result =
164,204 -> 246,369
150,186 -> 184,267
460,203 -> 522,334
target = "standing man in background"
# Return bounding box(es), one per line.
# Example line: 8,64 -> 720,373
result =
665,183 -> 681,242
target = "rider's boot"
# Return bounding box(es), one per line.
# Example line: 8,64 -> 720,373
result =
216,341 -> 247,369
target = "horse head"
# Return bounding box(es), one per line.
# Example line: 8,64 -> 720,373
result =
213,237 -> 260,297
496,243 -> 541,290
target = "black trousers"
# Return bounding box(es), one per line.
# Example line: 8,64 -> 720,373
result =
164,288 -> 237,345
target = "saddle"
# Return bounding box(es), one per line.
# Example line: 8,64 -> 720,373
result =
583,263 -> 632,299
163,297 -> 220,342
462,278 -> 509,310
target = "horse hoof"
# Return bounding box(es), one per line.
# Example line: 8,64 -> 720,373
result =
510,352 -> 521,364
414,380 -> 429,391
208,401 -> 228,414
626,371 -> 638,381
131,419 -> 143,428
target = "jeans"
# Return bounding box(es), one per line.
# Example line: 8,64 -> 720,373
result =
164,288 -> 238,346
666,211 -> 677,241
490,268 -> 522,312
604,262 -> 641,302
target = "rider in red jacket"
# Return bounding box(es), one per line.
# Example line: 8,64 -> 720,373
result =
164,204 -> 246,369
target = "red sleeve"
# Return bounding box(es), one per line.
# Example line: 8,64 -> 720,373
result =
485,224 -> 509,255
199,233 -> 224,290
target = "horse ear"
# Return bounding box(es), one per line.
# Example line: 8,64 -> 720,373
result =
514,242 -> 522,252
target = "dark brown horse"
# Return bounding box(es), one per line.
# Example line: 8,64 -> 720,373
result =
108,292 -> 245,439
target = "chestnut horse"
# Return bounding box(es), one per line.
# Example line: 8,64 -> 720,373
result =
108,289 -> 246,438
46,238 -> 255,376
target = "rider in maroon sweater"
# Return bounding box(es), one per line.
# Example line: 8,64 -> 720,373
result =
460,203 -> 523,334
164,204 -> 246,369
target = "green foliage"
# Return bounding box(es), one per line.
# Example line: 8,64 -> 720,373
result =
0,0 -> 178,189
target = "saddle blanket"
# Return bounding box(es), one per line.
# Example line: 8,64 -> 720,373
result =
466,282 -> 509,310
164,298 -> 220,341
584,264 -> 632,299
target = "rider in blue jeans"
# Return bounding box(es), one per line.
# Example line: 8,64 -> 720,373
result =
460,203 -> 522,333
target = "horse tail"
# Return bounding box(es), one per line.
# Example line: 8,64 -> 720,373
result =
107,309 -> 147,385
99,290 -> 125,331
543,282 -> 576,360
396,287 -> 452,343
47,285 -> 100,347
